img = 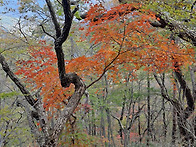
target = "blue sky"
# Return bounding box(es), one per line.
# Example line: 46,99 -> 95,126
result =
0,0 -> 46,29
0,0 -> 45,17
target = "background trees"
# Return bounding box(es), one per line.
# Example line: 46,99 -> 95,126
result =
0,0 -> 195,146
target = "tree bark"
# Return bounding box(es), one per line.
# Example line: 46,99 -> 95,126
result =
172,82 -> 177,145
154,69 -> 195,146
161,73 -> 167,141
150,14 -> 196,46
147,71 -> 151,146
106,108 -> 116,147
1,0 -> 86,146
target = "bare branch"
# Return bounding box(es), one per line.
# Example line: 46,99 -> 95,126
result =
153,73 -> 181,108
111,114 -> 124,130
191,1 -> 196,13
17,17 -> 29,43
40,24 -> 55,39
55,0 -> 73,45
56,0 -> 62,5
0,54 -> 36,106
45,0 -> 61,38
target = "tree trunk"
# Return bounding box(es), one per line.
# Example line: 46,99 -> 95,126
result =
172,82 -> 177,145
162,97 -> 167,141
154,63 -> 195,146
100,106 -> 106,138
0,1 -> 87,146
161,73 -> 167,141
106,108 -> 116,147
147,71 -> 151,146
172,107 -> 177,145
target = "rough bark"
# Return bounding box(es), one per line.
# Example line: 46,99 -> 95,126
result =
147,72 -> 151,146
154,70 -> 195,146
174,62 -> 195,119
172,107 -> 177,145
189,66 -> 196,101
0,54 -> 48,146
0,55 -> 36,106
44,1 -> 86,145
161,74 -> 167,141
150,14 -> 196,46
174,63 -> 195,145
172,82 -> 177,145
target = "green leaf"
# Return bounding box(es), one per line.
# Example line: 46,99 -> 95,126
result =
0,91 -> 20,99
57,9 -> 62,16
74,11 -> 82,20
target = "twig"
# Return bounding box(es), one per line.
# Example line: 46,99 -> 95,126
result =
40,24 -> 55,39
17,17 -> 29,43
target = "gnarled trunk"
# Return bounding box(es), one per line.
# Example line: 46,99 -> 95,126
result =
0,0 -> 86,146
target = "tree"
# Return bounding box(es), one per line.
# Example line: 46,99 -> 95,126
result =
0,0 -> 195,146
1,0 -> 86,146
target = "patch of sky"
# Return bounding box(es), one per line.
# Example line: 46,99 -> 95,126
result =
0,14 -> 17,30
0,0 -> 45,17
0,0 -> 47,29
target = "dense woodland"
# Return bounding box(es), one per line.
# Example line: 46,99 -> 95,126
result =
0,0 -> 195,146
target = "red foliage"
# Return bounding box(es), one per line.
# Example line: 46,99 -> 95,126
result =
81,3 -> 195,75
15,3 -> 195,110
15,42 -> 74,110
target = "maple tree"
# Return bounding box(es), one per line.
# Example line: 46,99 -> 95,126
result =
0,0 -> 195,146
0,0 -> 86,146
15,41 -> 75,110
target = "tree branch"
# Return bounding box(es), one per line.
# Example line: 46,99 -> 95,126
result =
150,14 -> 196,46
17,17 -> 29,43
40,24 -> 55,39
153,73 -> 182,110
72,5 -> 79,15
45,0 -> 61,38
86,51 -> 121,89
0,54 -> 36,106
56,0 -> 73,46
189,66 -> 196,100
0,54 -> 50,145
174,62 -> 195,119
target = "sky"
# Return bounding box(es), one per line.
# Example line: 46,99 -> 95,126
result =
0,0 -> 46,29
0,0 -> 19,16
0,0 -> 115,29
0,0 -> 18,30
0,14 -> 17,30
0,0 -> 45,17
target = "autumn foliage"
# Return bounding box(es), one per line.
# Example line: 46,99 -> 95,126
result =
15,3 -> 195,109
15,41 -> 74,109
80,3 -> 194,75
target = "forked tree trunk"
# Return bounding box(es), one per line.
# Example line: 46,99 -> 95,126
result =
0,0 -> 87,146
